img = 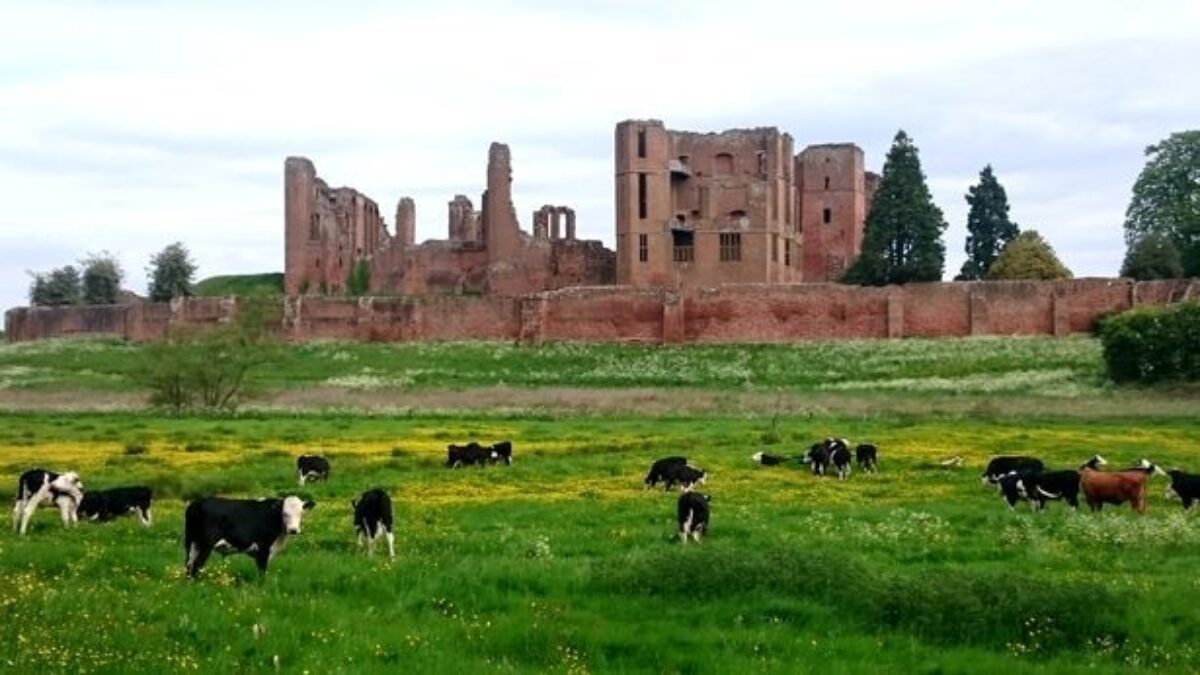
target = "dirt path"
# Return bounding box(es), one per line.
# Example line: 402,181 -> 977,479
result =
4,386 -> 1199,418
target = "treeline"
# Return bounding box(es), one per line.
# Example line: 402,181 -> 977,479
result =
28,242 -> 197,307
843,129 -> 1198,286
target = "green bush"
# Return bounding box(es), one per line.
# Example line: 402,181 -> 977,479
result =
1097,302 -> 1200,383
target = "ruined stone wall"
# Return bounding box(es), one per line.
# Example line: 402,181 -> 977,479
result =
796,144 -> 869,282
10,279 -> 1197,345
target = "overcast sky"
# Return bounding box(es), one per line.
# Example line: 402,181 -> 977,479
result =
1,0 -> 1197,313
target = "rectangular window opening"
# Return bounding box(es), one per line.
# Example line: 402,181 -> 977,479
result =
637,128 -> 647,158
720,233 -> 742,262
771,234 -> 778,262
785,240 -> 792,266
823,208 -> 832,224
638,234 -> 648,263
637,173 -> 648,220
672,229 -> 694,263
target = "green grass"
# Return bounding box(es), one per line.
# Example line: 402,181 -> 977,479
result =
0,335 -> 1109,396
192,273 -> 284,297
1,410 -> 1199,672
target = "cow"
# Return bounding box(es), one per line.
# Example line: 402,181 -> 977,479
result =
1165,470 -> 1200,510
750,452 -> 790,466
982,456 -> 1044,486
856,444 -> 879,473
12,469 -> 83,536
489,440 -> 514,466
351,488 -> 395,558
644,456 -> 688,489
183,496 -> 316,578
997,455 -> 1105,512
297,455 -> 330,485
661,463 -> 707,492
804,443 -> 830,477
677,492 -> 711,544
828,439 -> 852,480
446,442 -> 497,468
77,486 -> 154,526
996,470 -> 1039,510
1080,459 -> 1166,514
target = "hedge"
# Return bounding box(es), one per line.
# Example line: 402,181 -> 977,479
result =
1097,302 -> 1200,384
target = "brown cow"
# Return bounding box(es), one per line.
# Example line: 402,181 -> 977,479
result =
1080,459 -> 1166,514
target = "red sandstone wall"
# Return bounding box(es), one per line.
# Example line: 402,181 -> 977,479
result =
7,279 -> 1199,345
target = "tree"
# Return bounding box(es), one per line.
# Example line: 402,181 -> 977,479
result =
1121,232 -> 1184,280
985,230 -> 1072,280
1123,130 -> 1200,276
80,252 -> 124,305
957,165 -> 1019,280
147,242 -> 197,302
138,297 -> 282,413
28,265 -> 82,306
346,258 -> 371,296
844,130 -> 948,285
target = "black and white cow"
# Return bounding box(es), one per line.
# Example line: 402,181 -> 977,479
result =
1165,470 -> 1200,510
827,438 -> 853,480
644,456 -> 688,489
856,444 -> 878,473
804,443 -> 830,477
297,455 -> 331,485
446,442 -> 497,468
996,470 -> 1037,510
77,486 -> 154,526
750,452 -> 790,466
1017,470 -> 1084,511
661,463 -> 707,492
183,496 -> 315,578
982,456 -> 1044,486
677,492 -> 711,544
351,488 -> 395,558
12,469 -> 84,536
489,440 -> 514,466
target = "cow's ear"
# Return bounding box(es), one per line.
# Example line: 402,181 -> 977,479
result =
303,500 -> 316,510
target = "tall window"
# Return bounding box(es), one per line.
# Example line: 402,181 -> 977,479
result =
824,176 -> 830,190
785,240 -> 791,266
637,128 -> 646,158
823,207 -> 832,224
309,213 -> 320,240
720,233 -> 741,262
672,229 -> 694,263
638,234 -> 648,262
772,234 -> 778,262
637,173 -> 648,220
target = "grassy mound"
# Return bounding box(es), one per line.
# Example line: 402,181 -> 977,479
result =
192,273 -> 284,297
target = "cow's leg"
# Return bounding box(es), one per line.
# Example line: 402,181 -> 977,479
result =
136,507 -> 150,527
298,471 -> 306,486
357,529 -> 366,551
366,526 -> 376,556
254,549 -> 272,574
692,529 -> 703,543
186,543 -> 212,578
19,488 -> 50,535
384,528 -> 395,559
12,499 -> 24,532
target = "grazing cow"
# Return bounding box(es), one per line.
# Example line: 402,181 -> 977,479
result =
804,443 -> 830,477
12,469 -> 84,536
351,489 -> 395,558
661,463 -> 707,492
827,439 -> 852,480
1080,459 -> 1165,514
77,486 -> 153,526
183,496 -> 315,578
677,492 -> 711,543
489,440 -> 514,466
1017,470 -> 1084,512
644,456 -> 688,489
446,442 -> 497,468
856,444 -> 878,473
996,470 -> 1039,510
1165,470 -> 1200,510
982,456 -> 1044,486
751,452 -> 790,466
297,455 -> 331,486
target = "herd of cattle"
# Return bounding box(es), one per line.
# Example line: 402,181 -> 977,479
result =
9,438 -> 1200,578
981,454 -> 1200,514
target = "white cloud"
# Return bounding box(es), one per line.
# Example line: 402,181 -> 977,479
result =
1,0 -> 1197,312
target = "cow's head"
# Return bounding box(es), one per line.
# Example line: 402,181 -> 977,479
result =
281,496 -> 316,534
1141,459 -> 1168,477
751,452 -> 764,464
1079,454 -> 1108,470
51,471 -> 84,498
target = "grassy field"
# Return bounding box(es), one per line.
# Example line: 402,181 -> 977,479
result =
1,409 -> 1199,673
0,334 -> 1110,395
192,273 -> 284,297
2,336 -> 1199,672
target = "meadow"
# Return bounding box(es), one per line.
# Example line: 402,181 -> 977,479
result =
1,336 -> 1199,673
